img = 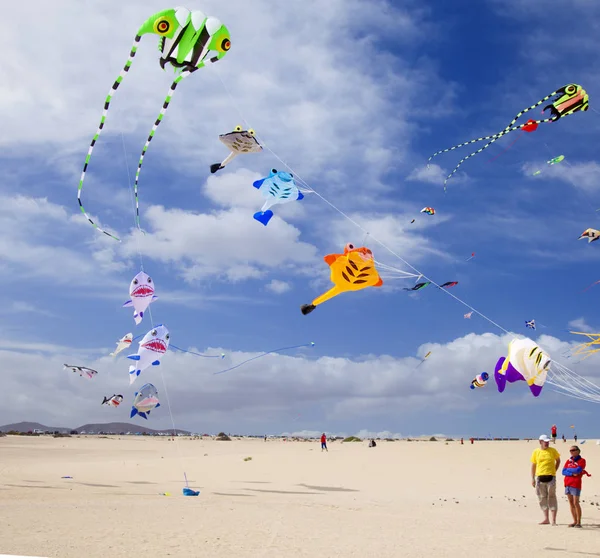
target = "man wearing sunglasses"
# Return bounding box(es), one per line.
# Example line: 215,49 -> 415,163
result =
531,434 -> 561,525
562,445 -> 590,528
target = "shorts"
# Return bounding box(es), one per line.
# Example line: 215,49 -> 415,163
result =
565,486 -> 581,497
536,476 -> 557,511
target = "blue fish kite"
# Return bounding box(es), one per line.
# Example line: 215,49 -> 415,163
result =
252,169 -> 304,226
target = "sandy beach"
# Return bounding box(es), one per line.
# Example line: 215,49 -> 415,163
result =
0,436 -> 598,557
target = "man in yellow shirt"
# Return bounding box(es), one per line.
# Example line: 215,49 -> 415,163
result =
531,434 -> 561,525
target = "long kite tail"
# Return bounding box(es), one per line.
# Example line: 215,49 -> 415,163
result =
77,36 -> 142,242
428,87 -> 563,187
133,68 -> 197,231
442,117 -> 554,189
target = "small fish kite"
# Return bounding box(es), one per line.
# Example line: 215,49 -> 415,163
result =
252,169 -> 304,226
525,319 -> 536,330
404,281 -> 431,292
464,312 -> 473,319
77,7 -> 231,240
64,364 -> 98,379
123,271 -> 157,325
494,337 -> 551,397
470,372 -> 489,389
110,333 -> 133,356
411,351 -> 432,373
102,394 -> 124,407
440,281 -> 458,289
131,383 -> 161,420
579,228 -> 600,243
420,207 -> 435,215
127,325 -> 170,384
210,125 -> 262,173
427,84 -> 589,189
301,243 -> 382,315
533,155 -> 565,175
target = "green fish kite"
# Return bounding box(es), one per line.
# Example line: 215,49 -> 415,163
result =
77,7 -> 231,240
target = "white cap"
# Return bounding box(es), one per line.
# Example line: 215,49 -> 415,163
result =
539,434 -> 551,442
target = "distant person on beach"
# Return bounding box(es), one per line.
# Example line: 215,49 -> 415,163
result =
574,434 -> 578,442
531,434 -> 561,526
368,439 -> 376,448
562,435 -> 566,443
551,424 -> 557,444
562,445 -> 590,528
321,433 -> 328,452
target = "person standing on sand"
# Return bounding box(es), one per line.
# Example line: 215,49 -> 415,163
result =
531,434 -> 561,525
551,424 -> 557,444
321,433 -> 328,452
562,445 -> 590,528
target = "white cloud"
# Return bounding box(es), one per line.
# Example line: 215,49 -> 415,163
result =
118,203 -> 319,283
568,318 -> 595,334
266,280 -> 292,294
406,164 -> 468,186
2,331 -> 598,432
522,160 -> 600,193
406,163 -> 448,185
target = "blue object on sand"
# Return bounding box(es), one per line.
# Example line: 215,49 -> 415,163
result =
183,487 -> 200,496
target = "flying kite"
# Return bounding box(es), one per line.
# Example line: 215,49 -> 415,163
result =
533,155 -> 565,175
404,282 -> 431,292
420,207 -> 435,215
466,252 -> 476,262
301,243 -> 382,315
427,84 -> 589,189
77,7 -> 231,240
494,337 -> 551,397
411,351 -> 432,373
102,394 -> 124,408
64,364 -> 98,379
579,228 -> 600,243
131,383 -> 161,420
525,319 -> 536,330
110,333 -> 133,356
252,169 -> 304,225
123,271 -> 157,325
470,372 -> 489,389
464,312 -> 473,319
210,125 -> 262,173
127,325 -> 170,384
440,281 -> 458,289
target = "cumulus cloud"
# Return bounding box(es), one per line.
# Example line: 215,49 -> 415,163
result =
568,317 -> 595,334
523,160 -> 600,193
1,331 -> 597,433
266,280 -> 292,294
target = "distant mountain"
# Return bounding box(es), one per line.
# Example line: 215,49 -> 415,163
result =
0,421 -> 190,435
75,422 -> 190,435
0,421 -> 70,433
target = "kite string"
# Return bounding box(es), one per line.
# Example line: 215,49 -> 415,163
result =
212,66 -> 600,401
212,66 -> 510,335
120,133 -> 190,488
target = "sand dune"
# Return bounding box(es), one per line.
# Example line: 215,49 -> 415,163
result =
0,436 -> 598,557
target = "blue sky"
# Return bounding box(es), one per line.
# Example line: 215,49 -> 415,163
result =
1,0 -> 600,438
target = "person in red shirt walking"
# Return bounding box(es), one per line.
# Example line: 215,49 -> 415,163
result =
320,433 -> 328,452
562,445 -> 591,528
551,424 -> 557,444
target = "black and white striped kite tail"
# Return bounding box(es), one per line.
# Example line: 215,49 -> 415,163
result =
77,36 -> 142,242
133,68 -> 198,232
431,88 -> 563,190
